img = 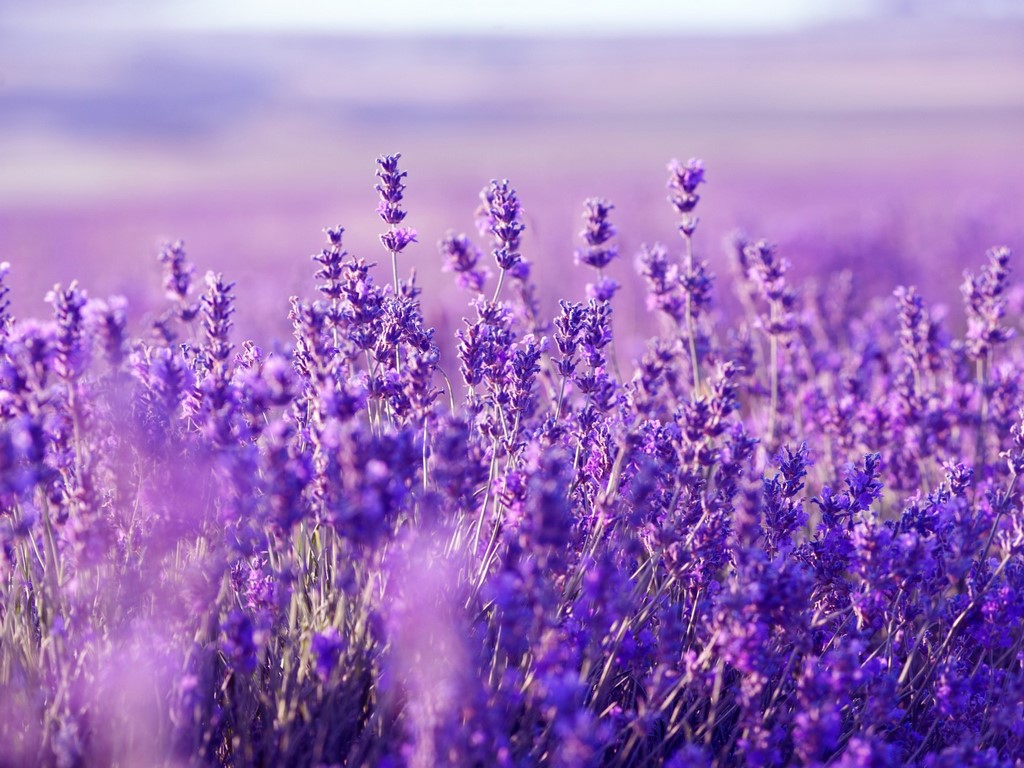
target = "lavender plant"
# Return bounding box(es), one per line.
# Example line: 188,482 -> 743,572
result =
1,153 -> 1023,768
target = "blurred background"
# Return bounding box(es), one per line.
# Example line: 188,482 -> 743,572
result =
1,0 -> 1023,352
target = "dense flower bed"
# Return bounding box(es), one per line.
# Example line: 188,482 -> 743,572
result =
1,154 -> 1023,766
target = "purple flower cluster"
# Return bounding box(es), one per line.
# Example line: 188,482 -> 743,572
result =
1,153 -> 1023,767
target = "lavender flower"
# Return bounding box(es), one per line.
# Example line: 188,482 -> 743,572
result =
478,179 -> 525,299
667,153 -> 706,291
201,271 -> 235,373
439,230 -> 489,293
636,243 -> 685,323
85,295 -> 129,369
377,153 -> 418,295
375,152 -> 408,225
47,281 -> 88,381
666,157 -> 705,223
963,245 -> 1013,361
376,154 -> 418,287
158,239 -> 199,321
575,198 -> 618,271
312,226 -> 348,308
380,227 -> 418,255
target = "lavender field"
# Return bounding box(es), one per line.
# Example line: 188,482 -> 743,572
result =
3,8 -> 1024,768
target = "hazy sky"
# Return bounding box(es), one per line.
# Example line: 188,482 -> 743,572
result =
4,0 -> 1023,37
164,0 -> 870,34
5,0 -> 877,35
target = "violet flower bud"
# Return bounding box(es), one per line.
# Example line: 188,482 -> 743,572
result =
379,227 -> 418,255
575,198 -> 618,271
667,157 -> 705,232
375,153 -> 408,225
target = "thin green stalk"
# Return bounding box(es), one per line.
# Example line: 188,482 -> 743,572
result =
768,308 -> 779,445
682,233 -> 701,395
390,247 -> 401,375
492,267 -> 507,304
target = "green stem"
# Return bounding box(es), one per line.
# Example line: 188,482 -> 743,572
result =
683,233 -> 701,395
492,267 -> 507,304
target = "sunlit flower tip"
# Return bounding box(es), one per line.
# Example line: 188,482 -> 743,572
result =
380,227 -> 418,254
375,152 -> 402,174
667,157 -> 705,193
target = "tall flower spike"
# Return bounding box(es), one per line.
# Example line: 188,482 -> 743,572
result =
313,227 -> 347,303
375,153 -> 408,225
962,245 -> 1013,362
376,153 -> 418,292
576,198 -> 621,302
158,240 -> 199,322
744,239 -> 794,444
667,157 -> 705,235
479,179 -> 525,301
48,281 -> 88,382
86,296 -> 129,369
663,158 -> 710,395
201,271 -> 235,373
745,239 -> 795,337
576,198 -> 618,271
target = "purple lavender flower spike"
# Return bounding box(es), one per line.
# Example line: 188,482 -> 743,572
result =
667,156 -> 705,234
439,230 -> 489,293
377,152 -> 418,294
158,239 -> 199,321
963,245 -> 1013,361
47,281 -> 89,381
86,295 -> 129,369
575,198 -> 618,271
313,226 -> 347,305
201,271 -> 235,373
375,152 -> 408,225
478,179 -> 525,300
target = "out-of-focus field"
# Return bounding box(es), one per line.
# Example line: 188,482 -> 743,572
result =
1,20 -> 1023,353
